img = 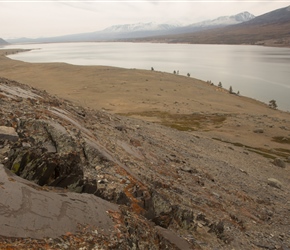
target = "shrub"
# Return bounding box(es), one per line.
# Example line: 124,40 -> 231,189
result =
269,100 -> 277,109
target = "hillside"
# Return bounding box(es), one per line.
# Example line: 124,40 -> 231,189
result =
0,49 -> 290,249
133,6 -> 290,46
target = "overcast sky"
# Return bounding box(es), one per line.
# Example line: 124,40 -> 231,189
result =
1,0 -> 289,39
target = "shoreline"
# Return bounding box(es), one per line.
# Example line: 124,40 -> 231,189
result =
0,47 -> 274,109
0,48 -> 287,114
3,39 -> 290,48
0,48 -> 290,152
2,46 -> 289,113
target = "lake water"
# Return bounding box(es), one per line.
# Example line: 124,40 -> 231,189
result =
4,42 -> 290,111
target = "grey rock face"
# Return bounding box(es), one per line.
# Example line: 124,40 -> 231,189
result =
0,164 -> 117,239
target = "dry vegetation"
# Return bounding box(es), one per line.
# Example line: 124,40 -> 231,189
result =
1,48 -> 289,152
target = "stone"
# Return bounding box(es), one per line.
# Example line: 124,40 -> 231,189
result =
239,168 -> 248,175
21,142 -> 31,148
267,178 -> 282,189
273,158 -> 286,168
156,226 -> 193,250
180,166 -> 191,172
115,125 -> 127,132
0,126 -> 19,142
253,128 -> 264,133
209,221 -> 224,236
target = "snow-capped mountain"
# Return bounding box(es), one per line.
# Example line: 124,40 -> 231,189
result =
6,12 -> 255,44
189,11 -> 255,27
100,12 -> 254,35
234,11 -> 255,22
102,22 -> 181,33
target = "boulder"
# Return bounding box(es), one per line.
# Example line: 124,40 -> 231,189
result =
0,126 -> 18,142
273,158 -> 286,168
267,178 -> 282,189
253,128 -> 264,133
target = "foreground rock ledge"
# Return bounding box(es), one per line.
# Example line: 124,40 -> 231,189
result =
0,77 -> 289,249
0,164 -> 117,239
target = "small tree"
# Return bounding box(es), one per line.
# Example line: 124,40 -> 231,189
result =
151,67 -> 154,71
187,73 -> 190,77
269,99 -> 277,109
218,82 -> 222,88
237,91 -> 240,95
173,70 -> 176,74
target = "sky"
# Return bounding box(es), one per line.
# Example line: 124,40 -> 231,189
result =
1,0 -> 289,39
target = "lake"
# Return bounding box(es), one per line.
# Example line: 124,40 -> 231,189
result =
4,42 -> 290,111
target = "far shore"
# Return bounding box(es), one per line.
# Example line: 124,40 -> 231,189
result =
1,48 -> 290,151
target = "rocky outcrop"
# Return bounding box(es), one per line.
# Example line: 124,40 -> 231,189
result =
0,163 -> 117,239
0,163 -> 190,248
0,77 -> 290,249
0,77 -> 196,249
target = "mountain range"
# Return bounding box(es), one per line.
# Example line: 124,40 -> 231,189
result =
6,11 -> 255,44
133,6 -> 290,46
3,6 -> 290,46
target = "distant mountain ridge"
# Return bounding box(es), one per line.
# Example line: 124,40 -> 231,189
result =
5,6 -> 290,46
102,22 -> 181,33
189,11 -> 255,27
169,11 -> 255,35
0,38 -> 9,45
6,11 -> 254,44
101,12 -> 254,34
133,5 -> 290,46
243,5 -> 290,25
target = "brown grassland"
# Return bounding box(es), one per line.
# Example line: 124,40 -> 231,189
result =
0,48 -> 290,155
